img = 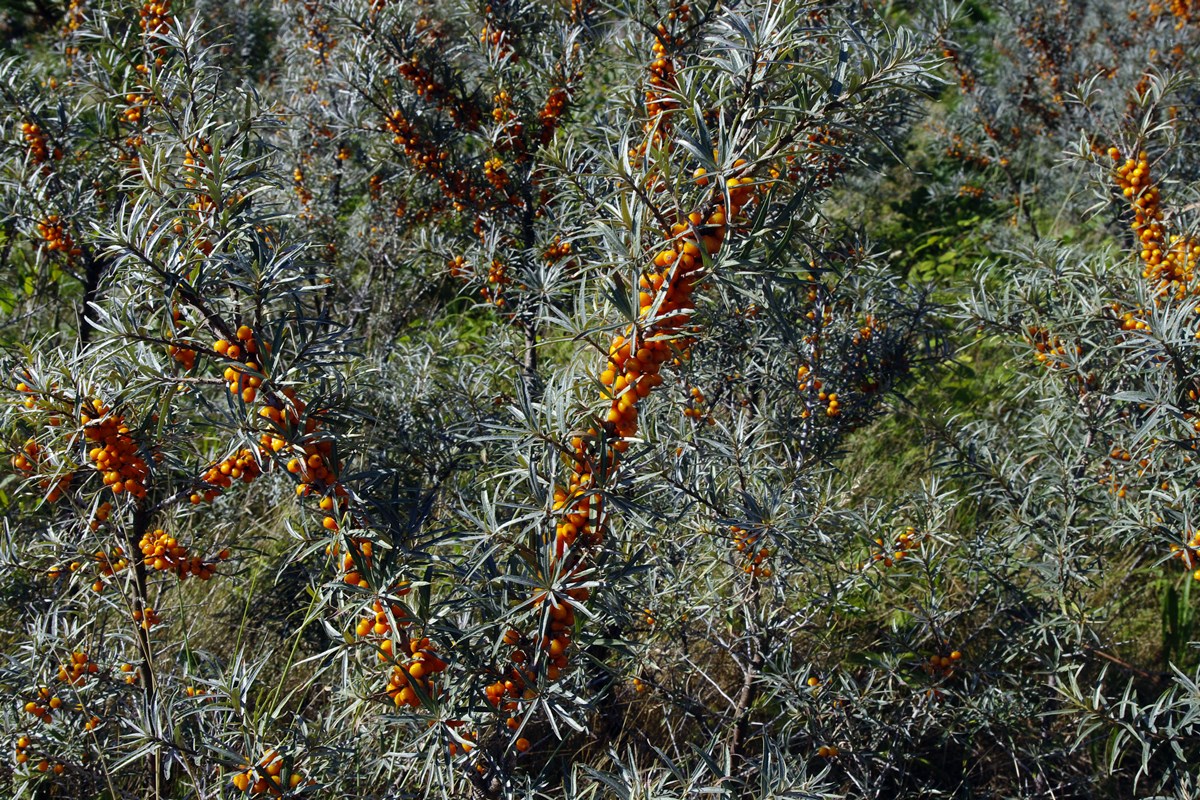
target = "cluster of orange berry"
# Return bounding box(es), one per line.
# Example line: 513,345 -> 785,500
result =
34,758 -> 64,774
349,589 -> 447,712
11,438 -> 39,474
118,132 -> 146,175
83,401 -> 150,499
600,323 -> 676,434
480,17 -> 515,61
354,595 -> 410,638
14,377 -> 39,410
121,91 -> 148,125
795,364 -> 817,393
486,622 -> 569,715
383,108 -> 472,206
20,120 -> 60,165
231,750 -> 310,794
538,85 -> 569,144
1169,529 -> 1200,580
84,547 -> 128,592
522,36 -> 759,698
132,606 -> 160,630
13,736 -> 65,774
139,0 -> 171,35
1148,0 -> 1198,26
166,340 -> 196,374
553,188 -> 753,601
681,385 -> 712,423
256,387 -> 306,455
300,0 -> 338,65
551,481 -> 598,556
483,156 -> 508,189
61,0 -> 84,37
731,526 -> 772,577
666,0 -> 691,23
536,597 -> 576,679
89,500 -> 112,530
135,54 -> 165,78
821,389 -> 841,418
23,687 -> 63,725
852,314 -> 883,348
816,744 -> 840,758
178,165 -> 243,239
1108,446 -> 1135,465
398,56 -> 441,100
491,88 -> 515,121
634,31 -> 679,163
483,649 -> 532,718
287,439 -> 341,504
441,722 -> 478,757
1025,325 -> 1075,369
1099,472 -> 1131,500
568,0 -> 595,22
138,528 -> 227,580
398,56 -> 478,130
483,258 -> 509,308
293,166 -> 313,208
257,382 -> 354,560
327,535 -> 370,588
923,649 -> 963,678
36,216 -> 81,262
167,308 -> 198,370
1110,148 -> 1200,301
765,148 -> 801,184
192,448 -> 262,503
942,131 -> 992,169
941,44 -> 976,92
491,585 -> 590,715
599,205 -> 729,437
384,635 -> 448,708
14,735 -> 32,765
871,526 -> 918,568
183,136 -> 213,189
554,447 -> 612,556
56,652 -> 98,685
796,363 -> 842,420
213,326 -> 266,404
543,237 -> 571,263
188,219 -> 218,257
1112,303 -> 1150,333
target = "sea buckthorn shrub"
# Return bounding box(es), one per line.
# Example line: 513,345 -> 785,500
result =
4,0 -> 1199,798
911,73 -> 1200,797
0,7 -> 357,798
0,0 -> 950,794
281,1 -> 950,795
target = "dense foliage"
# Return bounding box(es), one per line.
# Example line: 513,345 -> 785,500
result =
0,0 -> 1198,797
